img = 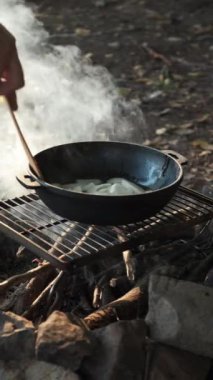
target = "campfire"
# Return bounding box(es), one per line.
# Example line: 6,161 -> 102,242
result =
0,186 -> 212,379
0,1 -> 213,378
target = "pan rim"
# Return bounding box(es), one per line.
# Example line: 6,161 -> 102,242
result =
31,141 -> 183,199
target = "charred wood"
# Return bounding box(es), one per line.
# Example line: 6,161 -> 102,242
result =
84,286 -> 145,330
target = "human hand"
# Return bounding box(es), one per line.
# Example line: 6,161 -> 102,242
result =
0,24 -> 24,110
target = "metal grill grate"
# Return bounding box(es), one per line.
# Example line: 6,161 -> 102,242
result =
0,187 -> 212,271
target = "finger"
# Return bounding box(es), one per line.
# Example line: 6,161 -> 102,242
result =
0,48 -> 24,95
0,24 -> 16,77
6,92 -> 17,111
0,24 -> 16,75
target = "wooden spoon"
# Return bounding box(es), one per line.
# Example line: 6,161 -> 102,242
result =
4,96 -> 43,179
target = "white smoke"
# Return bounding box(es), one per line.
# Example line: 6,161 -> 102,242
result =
0,0 -> 146,199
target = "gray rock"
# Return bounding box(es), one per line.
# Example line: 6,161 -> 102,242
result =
145,275 -> 213,358
26,360 -> 80,380
0,310 -> 35,360
81,319 -> 147,380
146,341 -> 211,380
36,311 -> 92,371
0,359 -> 80,380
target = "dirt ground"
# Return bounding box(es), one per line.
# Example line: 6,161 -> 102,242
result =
31,0 -> 212,194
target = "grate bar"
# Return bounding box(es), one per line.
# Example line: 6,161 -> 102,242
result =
23,195 -> 118,245
0,206 -> 81,258
7,198 -> 104,252
0,186 -> 212,270
2,198 -> 116,254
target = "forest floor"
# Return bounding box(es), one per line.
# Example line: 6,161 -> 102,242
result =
31,0 -> 213,193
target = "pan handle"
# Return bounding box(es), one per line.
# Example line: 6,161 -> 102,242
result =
162,150 -> 188,165
16,174 -> 41,189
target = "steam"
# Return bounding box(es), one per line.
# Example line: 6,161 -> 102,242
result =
0,0 -> 146,199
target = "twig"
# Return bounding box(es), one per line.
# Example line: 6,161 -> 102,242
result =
13,265 -> 56,315
142,42 -> 171,66
0,222 -> 79,295
22,271 -> 61,320
0,263 -> 52,295
21,225 -> 94,319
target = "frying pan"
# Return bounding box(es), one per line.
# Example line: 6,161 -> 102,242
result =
17,141 -> 187,225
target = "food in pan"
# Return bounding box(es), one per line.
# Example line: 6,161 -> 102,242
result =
55,178 -> 147,196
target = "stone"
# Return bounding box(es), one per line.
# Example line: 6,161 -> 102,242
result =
0,310 -> 35,360
0,359 -> 80,380
145,275 -> 213,358
146,341 -> 211,380
36,311 -> 92,371
81,319 -> 147,380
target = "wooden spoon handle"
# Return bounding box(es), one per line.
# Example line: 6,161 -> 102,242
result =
4,97 -> 43,179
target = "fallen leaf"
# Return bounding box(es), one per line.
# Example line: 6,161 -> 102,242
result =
118,87 -> 132,96
169,101 -> 183,109
133,65 -> 144,79
191,168 -> 198,173
105,53 -> 113,59
94,0 -> 107,7
156,127 -> 167,135
173,74 -> 184,81
192,24 -> 213,35
199,151 -> 212,157
159,108 -> 171,116
179,122 -> 194,129
176,129 -> 194,136
144,90 -> 164,101
184,173 -> 195,181
196,114 -> 210,124
75,28 -> 91,37
191,139 -> 213,150
108,41 -> 120,49
83,52 -> 93,63
187,72 -> 203,78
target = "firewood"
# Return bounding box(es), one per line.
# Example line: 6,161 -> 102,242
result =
20,224 -> 89,320
13,265 -> 57,315
0,262 -> 52,295
114,227 -> 136,282
84,286 -> 146,330
22,272 -> 61,321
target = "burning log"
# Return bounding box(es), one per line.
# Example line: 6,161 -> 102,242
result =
84,286 -> 145,330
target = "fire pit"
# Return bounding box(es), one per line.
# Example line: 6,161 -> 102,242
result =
0,186 -> 212,379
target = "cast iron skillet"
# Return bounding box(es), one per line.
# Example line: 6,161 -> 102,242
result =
17,141 -> 187,225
